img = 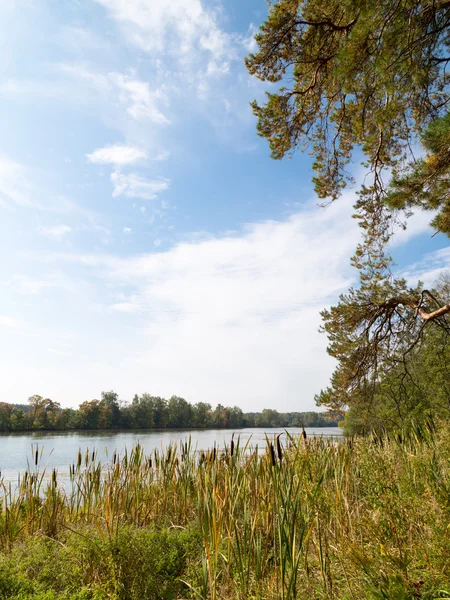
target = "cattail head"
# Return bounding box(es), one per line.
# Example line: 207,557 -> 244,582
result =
276,434 -> 283,462
269,442 -> 276,467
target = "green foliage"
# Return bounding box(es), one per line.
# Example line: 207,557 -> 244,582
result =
246,0 -> 450,216
317,273 -> 450,433
0,528 -> 200,600
386,111 -> 450,234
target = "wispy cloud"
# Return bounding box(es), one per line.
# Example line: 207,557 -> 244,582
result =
0,154 -> 34,208
87,144 -> 147,165
109,73 -> 171,124
400,246 -> 450,287
0,315 -> 20,328
57,64 -> 171,125
111,172 -> 170,200
12,274 -> 75,295
38,224 -> 72,239
93,0 -> 232,66
390,209 -> 436,248
46,196 -> 110,236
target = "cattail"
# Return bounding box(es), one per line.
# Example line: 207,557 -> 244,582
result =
35,447 -> 39,466
276,434 -> 283,462
230,438 -> 235,457
269,442 -> 276,466
302,427 -> 307,441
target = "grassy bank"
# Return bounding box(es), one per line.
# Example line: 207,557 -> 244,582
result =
0,428 -> 449,599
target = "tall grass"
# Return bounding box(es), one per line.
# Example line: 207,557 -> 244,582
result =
0,426 -> 449,599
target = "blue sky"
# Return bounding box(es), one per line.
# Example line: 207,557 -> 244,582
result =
0,0 -> 448,412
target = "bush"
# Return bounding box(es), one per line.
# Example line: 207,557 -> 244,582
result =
0,527 -> 201,600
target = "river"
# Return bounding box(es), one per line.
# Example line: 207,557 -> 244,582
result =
0,427 -> 342,483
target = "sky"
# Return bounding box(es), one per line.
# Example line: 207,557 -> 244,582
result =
0,0 -> 449,412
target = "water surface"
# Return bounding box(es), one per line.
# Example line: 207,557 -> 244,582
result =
0,427 -> 342,483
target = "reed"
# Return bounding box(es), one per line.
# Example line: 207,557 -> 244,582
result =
0,426 -> 449,599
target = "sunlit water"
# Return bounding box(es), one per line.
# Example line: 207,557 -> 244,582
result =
0,427 -> 342,483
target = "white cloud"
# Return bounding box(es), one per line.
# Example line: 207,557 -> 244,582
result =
57,63 -> 110,94
0,154 -> 34,207
390,209 -> 436,247
38,224 -> 72,239
87,144 -> 147,165
58,65 -> 171,125
400,246 -> 450,288
12,275 -> 74,295
111,172 -> 170,200
94,0 -> 232,65
45,196 -> 361,410
123,226 -> 132,234
47,196 -> 110,236
109,73 -> 171,124
0,315 -> 20,328
243,24 -> 258,54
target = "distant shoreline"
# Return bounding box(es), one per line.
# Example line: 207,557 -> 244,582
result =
0,424 -> 341,435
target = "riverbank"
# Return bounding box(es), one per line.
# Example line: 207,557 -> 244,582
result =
0,427 -> 449,599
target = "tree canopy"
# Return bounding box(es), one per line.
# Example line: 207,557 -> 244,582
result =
386,110 -> 450,234
246,0 -> 450,423
246,0 -> 450,208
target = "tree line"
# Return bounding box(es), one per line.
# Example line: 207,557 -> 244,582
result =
0,393 -> 339,432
